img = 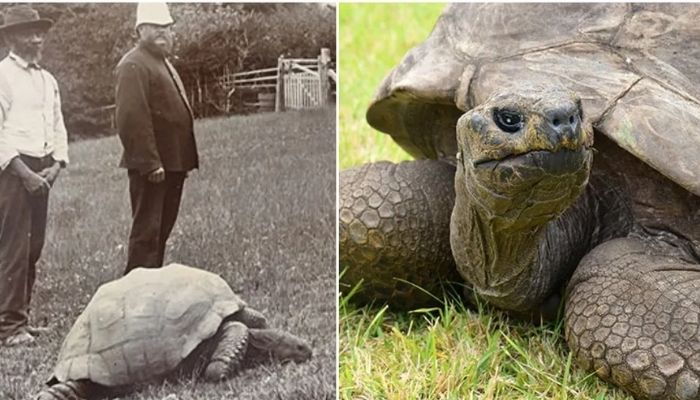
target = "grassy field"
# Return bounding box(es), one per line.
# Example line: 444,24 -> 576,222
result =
338,4 -> 630,399
0,109 -> 336,399
337,3 -> 445,170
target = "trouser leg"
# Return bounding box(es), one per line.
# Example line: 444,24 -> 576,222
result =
27,180 -> 48,306
125,171 -> 186,274
126,170 -> 165,273
156,172 -> 185,267
0,156 -> 50,339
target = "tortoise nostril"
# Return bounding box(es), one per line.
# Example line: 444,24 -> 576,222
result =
552,118 -> 560,126
569,115 -> 575,124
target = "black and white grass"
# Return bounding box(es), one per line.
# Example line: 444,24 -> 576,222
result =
0,3 -> 336,399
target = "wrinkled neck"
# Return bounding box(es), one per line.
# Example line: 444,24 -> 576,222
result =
248,329 -> 284,351
247,328 -> 311,364
450,180 -> 549,312
449,160 -> 588,313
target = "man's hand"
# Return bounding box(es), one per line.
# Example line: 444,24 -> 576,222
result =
37,162 -> 61,186
21,170 -> 50,195
148,167 -> 165,183
8,157 -> 50,195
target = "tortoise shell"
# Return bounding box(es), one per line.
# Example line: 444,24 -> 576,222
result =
52,264 -> 245,386
367,3 -> 700,196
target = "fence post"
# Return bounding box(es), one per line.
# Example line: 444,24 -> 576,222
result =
275,55 -> 285,112
318,48 -> 330,106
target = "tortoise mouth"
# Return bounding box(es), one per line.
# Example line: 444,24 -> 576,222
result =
473,148 -> 591,175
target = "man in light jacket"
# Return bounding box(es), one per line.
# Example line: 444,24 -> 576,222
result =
115,3 -> 198,275
0,5 -> 69,346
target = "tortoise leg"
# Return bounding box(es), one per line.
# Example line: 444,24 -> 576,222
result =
203,321 -> 249,381
565,237 -> 700,400
236,308 -> 268,329
339,160 -> 460,309
35,380 -> 93,400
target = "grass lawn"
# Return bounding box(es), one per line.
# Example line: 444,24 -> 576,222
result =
338,4 -> 630,399
337,3 -> 445,170
0,108 -> 336,399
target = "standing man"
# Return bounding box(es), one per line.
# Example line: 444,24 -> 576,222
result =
115,3 -> 198,275
0,5 -> 69,346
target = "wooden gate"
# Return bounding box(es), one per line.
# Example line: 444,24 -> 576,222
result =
276,48 -> 333,111
211,48 -> 334,114
283,66 -> 323,110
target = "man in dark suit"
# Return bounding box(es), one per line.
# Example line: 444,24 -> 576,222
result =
115,3 -> 198,274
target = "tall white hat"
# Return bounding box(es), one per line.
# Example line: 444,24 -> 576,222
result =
135,2 -> 174,29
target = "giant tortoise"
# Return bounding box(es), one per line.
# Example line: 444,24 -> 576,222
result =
36,264 -> 312,399
339,4 -> 700,399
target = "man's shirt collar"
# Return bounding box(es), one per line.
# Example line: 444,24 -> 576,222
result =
8,52 -> 42,70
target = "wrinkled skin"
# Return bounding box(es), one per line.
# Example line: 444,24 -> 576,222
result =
340,86 -> 700,399
451,86 -> 593,315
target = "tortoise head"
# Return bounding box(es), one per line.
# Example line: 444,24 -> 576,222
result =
455,85 -> 593,225
249,328 -> 313,363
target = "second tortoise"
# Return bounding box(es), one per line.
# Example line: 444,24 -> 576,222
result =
340,3 -> 700,400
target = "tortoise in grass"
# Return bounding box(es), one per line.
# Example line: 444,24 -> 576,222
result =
339,3 -> 700,399
36,264 -> 312,400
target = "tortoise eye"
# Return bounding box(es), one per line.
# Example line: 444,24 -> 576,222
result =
494,109 -> 523,133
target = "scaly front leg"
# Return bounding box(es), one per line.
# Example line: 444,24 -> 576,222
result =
339,160 -> 460,309
566,237 -> 700,400
35,380 -> 94,400
203,321 -> 249,381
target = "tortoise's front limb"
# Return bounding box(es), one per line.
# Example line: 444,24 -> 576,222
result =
566,237 -> 700,400
35,380 -> 95,400
204,323 -> 312,381
203,321 -> 249,381
339,160 -> 460,308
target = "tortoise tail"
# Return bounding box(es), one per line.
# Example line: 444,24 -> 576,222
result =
35,380 -> 91,400
203,320 -> 249,381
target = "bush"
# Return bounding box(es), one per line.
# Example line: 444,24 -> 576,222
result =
0,3 -> 336,138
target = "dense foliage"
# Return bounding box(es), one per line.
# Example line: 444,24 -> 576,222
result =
0,3 -> 336,138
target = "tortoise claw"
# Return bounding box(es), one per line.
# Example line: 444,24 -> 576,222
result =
203,360 -> 228,381
35,380 -> 89,400
204,321 -> 248,381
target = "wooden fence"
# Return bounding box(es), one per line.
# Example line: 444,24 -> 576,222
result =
224,48 -> 335,113
89,48 -> 335,124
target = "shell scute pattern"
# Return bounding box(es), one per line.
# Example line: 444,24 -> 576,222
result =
369,3 -> 700,196
52,264 -> 246,387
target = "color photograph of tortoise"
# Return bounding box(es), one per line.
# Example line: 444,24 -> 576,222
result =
339,4 -> 700,400
36,264 -> 312,399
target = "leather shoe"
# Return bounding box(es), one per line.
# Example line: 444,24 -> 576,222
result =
3,329 -> 36,346
25,325 -> 50,336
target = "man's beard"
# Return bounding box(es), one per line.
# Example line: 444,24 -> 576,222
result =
152,37 -> 173,55
14,43 -> 42,62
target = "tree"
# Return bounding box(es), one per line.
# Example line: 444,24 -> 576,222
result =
0,3 -> 336,138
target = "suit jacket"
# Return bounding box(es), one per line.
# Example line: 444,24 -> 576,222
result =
115,43 -> 198,174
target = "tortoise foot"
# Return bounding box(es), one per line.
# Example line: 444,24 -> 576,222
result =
204,321 -> 248,381
566,238 -> 700,400
339,160 -> 461,308
36,380 -> 91,400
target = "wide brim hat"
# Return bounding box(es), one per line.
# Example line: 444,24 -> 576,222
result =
0,5 -> 53,34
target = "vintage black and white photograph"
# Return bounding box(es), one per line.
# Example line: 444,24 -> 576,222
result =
0,3 -> 336,399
